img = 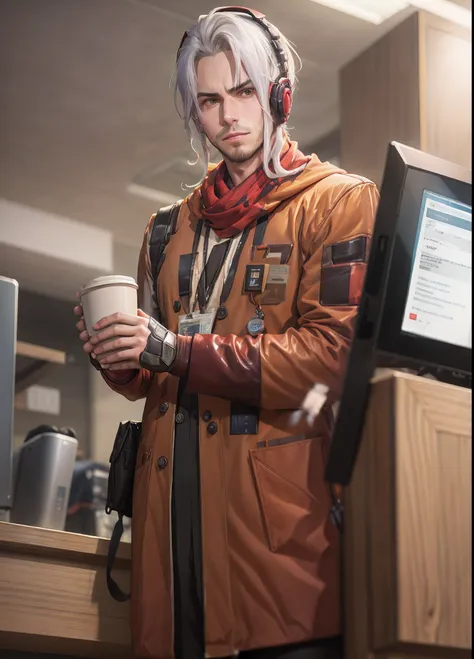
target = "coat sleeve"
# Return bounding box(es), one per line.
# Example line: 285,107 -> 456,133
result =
173,181 -> 379,410
99,215 -> 157,402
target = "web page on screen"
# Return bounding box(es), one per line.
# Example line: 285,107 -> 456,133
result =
401,190 -> 472,349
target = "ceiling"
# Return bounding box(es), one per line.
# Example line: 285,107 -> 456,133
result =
0,0 -> 471,254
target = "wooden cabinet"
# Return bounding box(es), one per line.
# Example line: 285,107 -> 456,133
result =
344,371 -> 471,658
0,522 -> 132,658
340,11 -> 471,186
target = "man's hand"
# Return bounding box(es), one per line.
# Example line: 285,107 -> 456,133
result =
74,294 -> 94,356
89,309 -> 151,371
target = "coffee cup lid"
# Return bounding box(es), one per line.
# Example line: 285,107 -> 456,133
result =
80,275 -> 138,295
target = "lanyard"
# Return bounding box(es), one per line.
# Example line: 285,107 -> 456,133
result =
202,225 -> 211,292
195,238 -> 232,312
179,214 -> 269,314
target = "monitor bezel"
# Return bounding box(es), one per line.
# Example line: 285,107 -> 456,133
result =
377,143 -> 472,375
325,142 -> 471,486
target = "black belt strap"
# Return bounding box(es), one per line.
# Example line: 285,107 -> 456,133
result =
253,214 -> 268,249
178,220 -> 203,312
149,201 -> 181,319
106,514 -> 130,602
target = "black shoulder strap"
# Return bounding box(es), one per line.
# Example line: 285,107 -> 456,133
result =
149,201 -> 181,316
106,514 -> 130,602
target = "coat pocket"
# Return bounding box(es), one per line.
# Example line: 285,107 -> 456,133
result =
249,437 -> 330,557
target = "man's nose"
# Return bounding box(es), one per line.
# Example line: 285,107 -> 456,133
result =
221,97 -> 239,125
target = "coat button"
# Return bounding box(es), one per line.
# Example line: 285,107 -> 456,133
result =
202,410 -> 212,422
173,300 -> 182,313
207,421 -> 218,435
175,412 -> 185,424
159,402 -> 169,414
216,305 -> 228,321
157,456 -> 168,470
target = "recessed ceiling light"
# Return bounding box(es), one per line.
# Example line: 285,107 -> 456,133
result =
410,0 -> 472,28
307,0 -> 409,24
308,0 -> 472,28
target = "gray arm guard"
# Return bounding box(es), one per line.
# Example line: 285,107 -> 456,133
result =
139,317 -> 177,372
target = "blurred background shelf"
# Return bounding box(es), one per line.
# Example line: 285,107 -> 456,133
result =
15,341 -> 67,395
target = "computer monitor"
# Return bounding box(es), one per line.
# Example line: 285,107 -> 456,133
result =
0,276 -> 19,510
326,142 -> 472,486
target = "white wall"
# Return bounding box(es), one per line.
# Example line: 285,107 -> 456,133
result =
89,369 -> 145,465
0,199 -> 113,301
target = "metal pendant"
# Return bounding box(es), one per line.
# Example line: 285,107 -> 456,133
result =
247,309 -> 265,337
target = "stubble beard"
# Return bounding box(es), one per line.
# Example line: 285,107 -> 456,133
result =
208,132 -> 264,165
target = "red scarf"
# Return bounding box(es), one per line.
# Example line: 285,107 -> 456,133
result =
195,141 -> 310,238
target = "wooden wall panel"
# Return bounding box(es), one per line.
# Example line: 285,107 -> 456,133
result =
340,11 -> 472,185
340,13 -> 421,187
419,12 -> 472,169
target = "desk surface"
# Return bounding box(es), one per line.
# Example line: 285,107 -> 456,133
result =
0,520 -> 131,563
0,522 -> 132,658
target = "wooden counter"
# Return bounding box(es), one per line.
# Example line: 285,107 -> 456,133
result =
0,522 -> 132,658
344,371 -> 471,659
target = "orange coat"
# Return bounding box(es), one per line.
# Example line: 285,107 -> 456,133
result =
103,155 -> 378,659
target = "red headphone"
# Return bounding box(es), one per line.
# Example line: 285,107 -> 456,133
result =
177,6 -> 293,126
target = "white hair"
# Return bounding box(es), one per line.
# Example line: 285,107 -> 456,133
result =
174,8 -> 304,184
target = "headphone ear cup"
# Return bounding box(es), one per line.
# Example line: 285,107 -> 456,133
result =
269,82 -> 279,123
281,82 -> 293,120
269,79 -> 293,126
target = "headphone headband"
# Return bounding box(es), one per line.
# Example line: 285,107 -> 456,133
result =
177,6 -> 289,80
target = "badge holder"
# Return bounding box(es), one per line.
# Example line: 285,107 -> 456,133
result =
247,295 -> 265,337
178,310 -> 216,336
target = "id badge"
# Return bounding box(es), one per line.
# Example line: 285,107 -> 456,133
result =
244,264 -> 269,293
178,310 -> 216,336
259,265 -> 290,305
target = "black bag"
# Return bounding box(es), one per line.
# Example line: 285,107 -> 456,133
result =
105,201 -> 181,602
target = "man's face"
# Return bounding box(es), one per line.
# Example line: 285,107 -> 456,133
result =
195,50 -> 264,164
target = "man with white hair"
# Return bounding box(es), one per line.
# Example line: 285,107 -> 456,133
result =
75,7 -> 378,659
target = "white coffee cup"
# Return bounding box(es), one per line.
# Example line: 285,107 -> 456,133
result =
80,275 -> 138,336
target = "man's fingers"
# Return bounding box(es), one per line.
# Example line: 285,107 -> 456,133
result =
108,361 -> 139,371
95,336 -> 136,357
76,318 -> 86,332
90,324 -> 136,346
82,341 -> 94,355
79,330 -> 90,342
98,347 -> 137,365
73,305 -> 83,316
93,312 -> 140,332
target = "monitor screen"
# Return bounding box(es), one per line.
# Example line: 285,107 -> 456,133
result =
377,161 -> 471,377
326,142 -> 471,486
401,190 -> 472,349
